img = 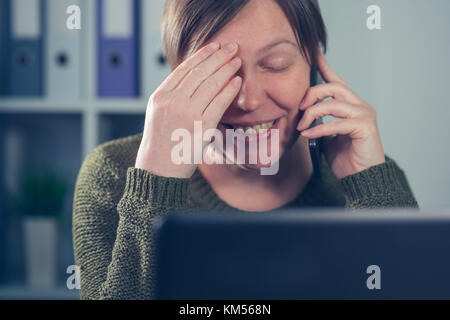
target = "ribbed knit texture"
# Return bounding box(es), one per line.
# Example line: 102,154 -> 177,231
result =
72,133 -> 418,300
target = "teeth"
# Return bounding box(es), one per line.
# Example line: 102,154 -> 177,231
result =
251,125 -> 261,132
232,120 -> 274,134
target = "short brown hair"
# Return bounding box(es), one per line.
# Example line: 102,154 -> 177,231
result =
161,0 -> 327,70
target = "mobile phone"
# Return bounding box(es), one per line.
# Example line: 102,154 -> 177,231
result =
308,64 -> 324,177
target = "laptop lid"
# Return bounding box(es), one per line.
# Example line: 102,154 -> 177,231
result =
153,208 -> 450,299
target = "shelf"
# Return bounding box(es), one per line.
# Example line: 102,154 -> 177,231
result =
95,99 -> 147,114
0,99 -> 147,115
0,98 -> 147,114
0,286 -> 79,300
0,99 -> 84,114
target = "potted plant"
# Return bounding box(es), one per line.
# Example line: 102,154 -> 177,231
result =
17,170 -> 67,288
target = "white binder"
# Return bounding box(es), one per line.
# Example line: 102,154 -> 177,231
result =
141,0 -> 171,97
46,0 -> 81,100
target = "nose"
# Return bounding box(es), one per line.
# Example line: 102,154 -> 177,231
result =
233,75 -> 266,112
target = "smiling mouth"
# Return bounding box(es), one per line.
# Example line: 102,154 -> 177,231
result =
221,119 -> 278,134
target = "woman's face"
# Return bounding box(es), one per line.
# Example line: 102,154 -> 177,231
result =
205,0 -> 311,170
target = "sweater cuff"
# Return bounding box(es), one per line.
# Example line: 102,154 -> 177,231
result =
123,167 -> 190,209
339,157 -> 405,204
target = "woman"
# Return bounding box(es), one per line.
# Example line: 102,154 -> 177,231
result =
73,0 -> 418,299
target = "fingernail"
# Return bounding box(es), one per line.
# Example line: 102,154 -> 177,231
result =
223,42 -> 237,54
207,42 -> 220,52
232,76 -> 242,88
299,96 -> 306,108
301,129 -> 311,136
230,57 -> 241,68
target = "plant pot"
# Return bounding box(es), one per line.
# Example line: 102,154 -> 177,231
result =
23,217 -> 58,288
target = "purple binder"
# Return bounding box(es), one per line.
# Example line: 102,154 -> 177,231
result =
97,0 -> 139,97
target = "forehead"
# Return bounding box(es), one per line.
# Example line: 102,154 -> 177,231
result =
208,0 -> 297,54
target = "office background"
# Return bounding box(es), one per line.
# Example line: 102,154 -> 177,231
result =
0,0 -> 448,299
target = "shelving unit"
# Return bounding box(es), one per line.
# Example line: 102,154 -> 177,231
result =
0,0 -> 169,155
0,0 -> 170,299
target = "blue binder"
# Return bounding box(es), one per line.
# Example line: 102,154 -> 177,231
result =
0,118 -> 4,283
0,0 -> 8,95
97,0 -> 140,97
7,0 -> 44,96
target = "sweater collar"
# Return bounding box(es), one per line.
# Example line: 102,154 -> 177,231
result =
187,157 -> 327,212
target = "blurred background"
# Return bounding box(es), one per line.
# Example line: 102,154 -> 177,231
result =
0,0 -> 448,299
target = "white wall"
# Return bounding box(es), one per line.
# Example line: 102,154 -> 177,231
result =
319,0 -> 450,209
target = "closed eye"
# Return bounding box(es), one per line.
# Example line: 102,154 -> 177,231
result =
264,65 -> 290,73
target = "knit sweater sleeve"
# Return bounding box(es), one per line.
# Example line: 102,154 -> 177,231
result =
338,155 -> 419,209
72,146 -> 190,300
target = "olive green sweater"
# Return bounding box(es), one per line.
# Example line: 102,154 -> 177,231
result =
72,133 -> 418,300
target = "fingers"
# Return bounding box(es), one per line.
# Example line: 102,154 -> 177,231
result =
301,116 -> 378,141
297,99 -> 361,131
301,118 -> 362,139
202,76 -> 242,125
299,52 -> 358,109
177,42 -> 239,98
317,51 -> 346,85
192,56 -> 242,113
299,82 -> 361,109
158,42 -> 220,92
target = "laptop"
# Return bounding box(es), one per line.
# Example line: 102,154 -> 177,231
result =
153,208 -> 450,299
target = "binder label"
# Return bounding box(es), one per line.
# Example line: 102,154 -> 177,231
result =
103,0 -> 132,38
11,0 -> 41,38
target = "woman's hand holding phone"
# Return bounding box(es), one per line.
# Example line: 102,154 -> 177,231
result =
296,52 -> 386,179
135,42 -> 242,178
